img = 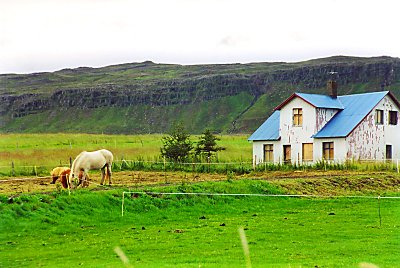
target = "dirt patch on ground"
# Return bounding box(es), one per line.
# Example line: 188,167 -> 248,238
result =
0,171 -> 230,195
1,170 -> 399,196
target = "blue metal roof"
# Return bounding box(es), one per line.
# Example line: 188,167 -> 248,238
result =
248,110 -> 280,141
313,91 -> 389,138
296,93 -> 344,109
249,91 -> 393,141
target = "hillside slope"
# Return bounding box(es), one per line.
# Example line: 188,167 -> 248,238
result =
1,56 -> 399,134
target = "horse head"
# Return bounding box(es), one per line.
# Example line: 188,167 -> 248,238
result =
69,169 -> 84,188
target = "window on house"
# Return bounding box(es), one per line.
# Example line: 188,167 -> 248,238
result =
376,109 -> 384,125
293,108 -> 303,126
322,142 -> 334,160
302,143 -> 313,162
283,145 -> 291,163
386,145 -> 393,160
389,111 -> 398,125
263,144 -> 274,162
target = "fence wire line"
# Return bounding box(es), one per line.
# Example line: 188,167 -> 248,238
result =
121,191 -> 400,216
1,158 -> 399,169
0,160 -> 253,169
121,191 -> 400,199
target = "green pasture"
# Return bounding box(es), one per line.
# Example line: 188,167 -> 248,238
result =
1,133 -> 400,178
0,133 -> 252,176
1,180 -> 400,267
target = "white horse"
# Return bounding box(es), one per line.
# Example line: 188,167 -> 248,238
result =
69,149 -> 113,188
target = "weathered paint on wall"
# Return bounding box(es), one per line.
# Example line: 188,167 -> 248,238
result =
315,108 -> 338,132
345,95 -> 400,160
279,97 -> 316,164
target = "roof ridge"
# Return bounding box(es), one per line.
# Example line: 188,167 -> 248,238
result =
338,90 -> 389,98
296,90 -> 389,98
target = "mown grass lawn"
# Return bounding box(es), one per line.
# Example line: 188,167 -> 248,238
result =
1,180 -> 399,267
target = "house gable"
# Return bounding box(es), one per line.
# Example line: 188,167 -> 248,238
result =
345,94 -> 400,160
279,96 -> 316,145
275,92 -> 344,110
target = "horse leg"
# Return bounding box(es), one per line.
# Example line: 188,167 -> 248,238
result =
100,167 -> 106,185
51,176 -> 58,184
83,173 -> 90,187
107,164 -> 112,185
77,170 -> 85,187
67,175 -> 73,189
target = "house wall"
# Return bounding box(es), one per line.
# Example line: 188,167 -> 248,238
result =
345,95 -> 400,160
314,138 -> 347,162
254,98 -> 343,164
279,97 -> 316,164
252,140 -> 281,164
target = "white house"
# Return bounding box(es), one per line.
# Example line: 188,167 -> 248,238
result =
248,83 -> 400,164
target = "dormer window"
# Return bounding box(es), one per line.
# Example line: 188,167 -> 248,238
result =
293,108 -> 303,126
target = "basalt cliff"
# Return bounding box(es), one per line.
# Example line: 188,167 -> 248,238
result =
1,56 -> 399,134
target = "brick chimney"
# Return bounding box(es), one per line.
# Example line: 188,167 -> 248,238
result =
327,80 -> 338,98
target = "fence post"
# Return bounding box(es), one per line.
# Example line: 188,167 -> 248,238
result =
11,161 -> 15,176
163,157 -> 167,183
378,195 -> 382,227
121,192 -> 125,217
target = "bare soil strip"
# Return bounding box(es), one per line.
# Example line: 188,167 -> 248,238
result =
0,170 -> 395,196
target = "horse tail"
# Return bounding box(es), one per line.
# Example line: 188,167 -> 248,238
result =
100,149 -> 113,184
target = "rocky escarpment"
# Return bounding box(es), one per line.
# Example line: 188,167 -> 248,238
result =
2,73 -> 266,118
1,56 -> 399,133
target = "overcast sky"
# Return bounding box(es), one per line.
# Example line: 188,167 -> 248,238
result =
1,0 -> 400,74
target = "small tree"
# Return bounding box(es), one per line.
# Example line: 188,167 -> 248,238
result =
195,129 -> 225,160
160,122 -> 193,162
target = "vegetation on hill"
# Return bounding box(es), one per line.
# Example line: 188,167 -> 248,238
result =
1,56 -> 400,134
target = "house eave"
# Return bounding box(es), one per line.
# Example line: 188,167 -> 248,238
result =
248,137 -> 281,142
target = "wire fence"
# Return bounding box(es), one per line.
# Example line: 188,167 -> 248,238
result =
0,159 -> 399,177
1,158 -> 400,178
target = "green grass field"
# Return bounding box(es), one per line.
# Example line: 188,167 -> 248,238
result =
1,133 -> 400,267
1,133 -> 398,178
1,180 -> 399,267
0,133 -> 252,177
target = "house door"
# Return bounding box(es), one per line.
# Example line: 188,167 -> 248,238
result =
386,145 -> 392,160
283,145 -> 291,163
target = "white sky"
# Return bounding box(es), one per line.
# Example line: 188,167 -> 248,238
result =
1,0 -> 400,74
